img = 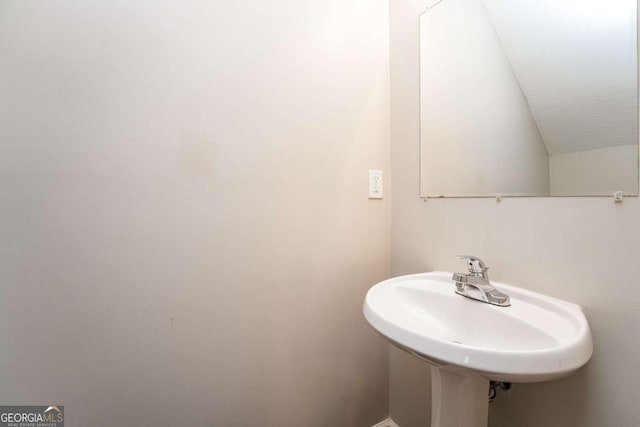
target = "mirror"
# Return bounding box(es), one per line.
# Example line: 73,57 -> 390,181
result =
419,0 -> 639,197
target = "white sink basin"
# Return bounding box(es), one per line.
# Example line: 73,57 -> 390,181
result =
363,272 -> 593,383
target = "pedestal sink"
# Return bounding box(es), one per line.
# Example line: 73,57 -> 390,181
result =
363,272 -> 593,427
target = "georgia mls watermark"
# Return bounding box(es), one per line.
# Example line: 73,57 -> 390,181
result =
0,406 -> 63,427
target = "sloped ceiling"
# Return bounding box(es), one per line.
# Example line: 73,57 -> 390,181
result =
481,0 -> 637,155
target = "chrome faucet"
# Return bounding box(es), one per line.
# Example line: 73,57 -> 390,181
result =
452,255 -> 510,307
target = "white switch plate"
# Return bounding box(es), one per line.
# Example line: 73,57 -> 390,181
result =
369,170 -> 383,199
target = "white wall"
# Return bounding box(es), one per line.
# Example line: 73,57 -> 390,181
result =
0,1 -> 390,426
550,145 -> 639,196
391,0 -> 640,426
420,0 -> 549,197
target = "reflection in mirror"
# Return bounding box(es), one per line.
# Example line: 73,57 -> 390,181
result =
419,0 -> 639,197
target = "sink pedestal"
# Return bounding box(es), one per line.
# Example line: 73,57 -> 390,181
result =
430,366 -> 489,427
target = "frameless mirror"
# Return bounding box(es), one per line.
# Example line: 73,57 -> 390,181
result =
419,0 -> 639,197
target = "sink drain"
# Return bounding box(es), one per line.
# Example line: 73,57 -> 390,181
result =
489,381 -> 512,402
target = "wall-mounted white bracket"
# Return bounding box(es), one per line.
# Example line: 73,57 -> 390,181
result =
495,193 -> 502,202
613,191 -> 624,202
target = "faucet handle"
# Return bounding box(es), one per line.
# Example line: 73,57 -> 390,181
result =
455,255 -> 489,276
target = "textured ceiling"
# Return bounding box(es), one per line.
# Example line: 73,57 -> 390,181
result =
481,0 -> 638,155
